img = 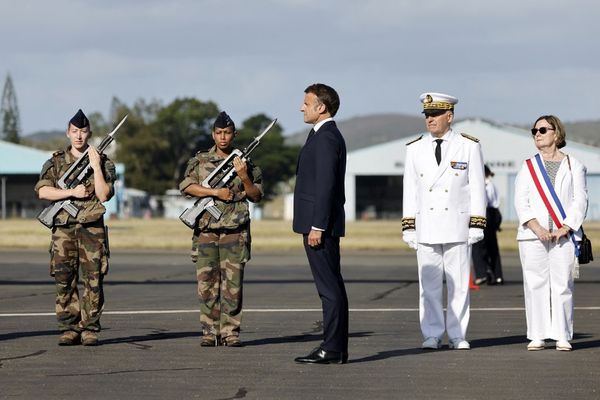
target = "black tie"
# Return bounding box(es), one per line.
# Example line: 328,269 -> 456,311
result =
306,128 -> 315,142
434,139 -> 443,165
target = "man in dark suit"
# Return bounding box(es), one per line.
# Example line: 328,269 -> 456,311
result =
293,83 -> 349,364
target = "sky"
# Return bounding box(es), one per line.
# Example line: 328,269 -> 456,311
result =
2,0 -> 599,136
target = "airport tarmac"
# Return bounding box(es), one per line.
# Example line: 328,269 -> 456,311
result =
1,249 -> 599,399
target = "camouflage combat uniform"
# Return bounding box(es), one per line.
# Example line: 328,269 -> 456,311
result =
35,147 -> 116,333
179,146 -> 262,341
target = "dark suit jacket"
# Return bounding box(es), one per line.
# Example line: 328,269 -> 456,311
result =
293,120 -> 346,237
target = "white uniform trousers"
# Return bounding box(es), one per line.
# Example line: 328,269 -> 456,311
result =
416,242 -> 470,341
518,238 -> 575,341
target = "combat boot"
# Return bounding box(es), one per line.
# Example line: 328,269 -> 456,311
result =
222,336 -> 242,347
81,331 -> 98,346
58,331 -> 80,346
200,335 -> 217,347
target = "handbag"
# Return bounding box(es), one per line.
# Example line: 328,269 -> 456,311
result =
565,156 -> 593,265
578,228 -> 594,264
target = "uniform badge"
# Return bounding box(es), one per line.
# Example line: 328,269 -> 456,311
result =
451,161 -> 468,170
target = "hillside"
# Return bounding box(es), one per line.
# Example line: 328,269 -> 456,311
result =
22,129 -> 105,151
563,120 -> 600,146
286,114 -> 600,150
22,114 -> 600,152
286,113 -> 425,151
21,129 -> 66,150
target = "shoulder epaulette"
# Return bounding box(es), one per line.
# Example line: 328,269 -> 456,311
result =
195,149 -> 211,159
406,135 -> 423,146
52,150 -> 64,157
460,133 -> 479,143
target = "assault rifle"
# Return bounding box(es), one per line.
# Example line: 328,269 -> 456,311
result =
37,115 -> 128,228
179,118 -> 277,229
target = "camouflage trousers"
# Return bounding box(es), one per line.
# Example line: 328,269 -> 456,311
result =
192,226 -> 250,338
50,220 -> 108,333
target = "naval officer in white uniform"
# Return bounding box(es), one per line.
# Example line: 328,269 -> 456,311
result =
402,92 -> 486,350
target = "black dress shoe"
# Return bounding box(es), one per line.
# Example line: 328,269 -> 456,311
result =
294,347 -> 348,364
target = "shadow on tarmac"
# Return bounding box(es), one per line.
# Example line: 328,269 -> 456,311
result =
573,338 -> 600,350
100,330 -> 200,346
350,347 -> 426,363
348,336 -> 534,364
0,330 -> 57,342
242,330 -> 373,347
470,334 -> 527,348
470,332 -> 600,350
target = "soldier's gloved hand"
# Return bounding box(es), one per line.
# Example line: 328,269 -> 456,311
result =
402,230 -> 418,250
468,228 -> 484,245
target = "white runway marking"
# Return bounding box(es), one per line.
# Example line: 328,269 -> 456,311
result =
2,307 -> 600,317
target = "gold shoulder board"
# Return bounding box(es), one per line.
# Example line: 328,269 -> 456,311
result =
460,133 -> 479,142
406,135 -> 423,146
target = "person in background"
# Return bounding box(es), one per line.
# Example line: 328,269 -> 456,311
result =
514,115 -> 588,351
472,165 -> 504,285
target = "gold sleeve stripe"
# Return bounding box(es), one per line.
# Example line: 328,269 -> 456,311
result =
469,216 -> 487,229
401,217 -> 416,231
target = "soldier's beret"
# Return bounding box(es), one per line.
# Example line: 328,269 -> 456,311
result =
213,111 -> 235,131
69,109 -> 90,129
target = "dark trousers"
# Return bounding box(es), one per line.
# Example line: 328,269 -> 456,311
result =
472,208 -> 503,281
303,234 -> 349,353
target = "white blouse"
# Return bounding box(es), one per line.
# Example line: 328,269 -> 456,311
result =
514,154 -> 588,241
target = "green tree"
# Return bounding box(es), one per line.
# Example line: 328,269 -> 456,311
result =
114,97 -> 219,194
109,98 -> 299,199
0,74 -> 21,143
113,98 -> 167,194
154,98 -> 219,185
236,114 -> 300,201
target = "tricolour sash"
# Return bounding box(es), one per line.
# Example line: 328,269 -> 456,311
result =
525,154 -> 580,257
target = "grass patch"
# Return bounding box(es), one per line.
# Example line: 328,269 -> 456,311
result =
1,218 -> 598,252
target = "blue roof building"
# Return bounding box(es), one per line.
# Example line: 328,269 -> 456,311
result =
0,140 -> 52,219
0,139 -> 124,220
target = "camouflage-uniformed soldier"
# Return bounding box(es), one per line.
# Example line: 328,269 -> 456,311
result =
180,111 -> 263,347
35,109 -> 116,346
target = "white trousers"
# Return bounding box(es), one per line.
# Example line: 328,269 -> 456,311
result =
518,238 -> 575,341
416,242 -> 470,341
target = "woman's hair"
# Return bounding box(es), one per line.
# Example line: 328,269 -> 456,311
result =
534,115 -> 566,149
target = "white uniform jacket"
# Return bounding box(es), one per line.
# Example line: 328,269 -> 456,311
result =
403,129 -> 486,244
514,154 -> 588,241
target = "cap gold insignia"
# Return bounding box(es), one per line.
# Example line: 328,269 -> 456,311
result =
424,95 -> 433,104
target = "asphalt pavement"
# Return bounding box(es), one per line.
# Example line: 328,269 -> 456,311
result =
1,248 -> 599,400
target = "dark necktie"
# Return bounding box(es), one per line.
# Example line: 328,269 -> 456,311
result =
306,128 -> 315,142
434,139 -> 443,165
